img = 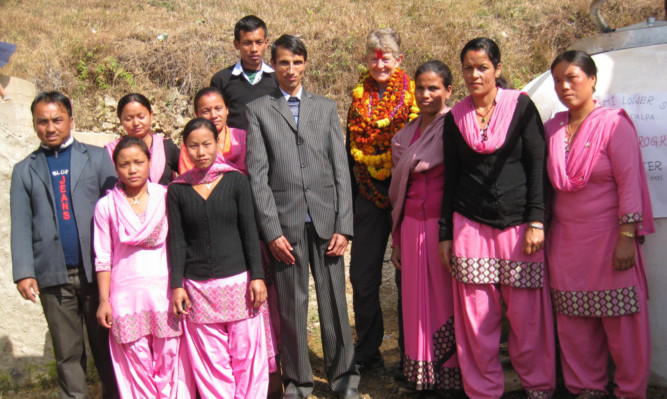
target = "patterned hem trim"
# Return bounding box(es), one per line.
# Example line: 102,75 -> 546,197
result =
112,310 -> 182,344
95,260 -> 111,272
619,212 -> 642,224
526,390 -> 553,399
552,286 -> 640,317
452,256 -> 544,288
404,316 -> 461,390
403,357 -> 462,390
187,281 -> 258,324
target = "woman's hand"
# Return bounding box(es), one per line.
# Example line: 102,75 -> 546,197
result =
439,240 -> 453,273
523,224 -> 544,255
249,279 -> 267,309
613,235 -> 636,271
97,300 -> 113,329
172,288 -> 191,316
391,247 -> 401,270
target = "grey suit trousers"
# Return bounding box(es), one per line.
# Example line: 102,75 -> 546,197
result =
39,268 -> 118,399
273,223 -> 360,397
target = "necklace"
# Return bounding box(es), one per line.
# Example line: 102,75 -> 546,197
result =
475,101 -> 496,124
205,182 -> 212,190
127,192 -> 144,205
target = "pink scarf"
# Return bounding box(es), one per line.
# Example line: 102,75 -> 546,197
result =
451,88 -> 522,154
106,134 -> 167,183
109,182 -> 167,247
389,107 -> 449,236
545,107 -> 654,236
171,160 -> 237,186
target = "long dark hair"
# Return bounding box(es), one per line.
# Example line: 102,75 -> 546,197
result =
460,38 -> 510,89
112,136 -> 151,164
181,117 -> 219,144
117,93 -> 153,119
193,87 -> 226,114
550,50 -> 598,86
415,60 -> 453,88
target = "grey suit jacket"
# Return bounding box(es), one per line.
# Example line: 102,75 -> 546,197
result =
246,88 -> 353,244
11,139 -> 117,288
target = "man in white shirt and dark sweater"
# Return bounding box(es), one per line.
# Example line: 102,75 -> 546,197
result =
210,15 -> 278,130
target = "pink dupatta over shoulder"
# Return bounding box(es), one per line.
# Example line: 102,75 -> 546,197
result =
545,106 -> 654,236
389,107 -> 450,237
106,134 -> 167,184
451,88 -> 522,154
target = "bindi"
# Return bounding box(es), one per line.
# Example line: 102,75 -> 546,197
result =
375,49 -> 383,60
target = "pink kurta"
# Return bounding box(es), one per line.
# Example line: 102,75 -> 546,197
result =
390,113 -> 461,390
94,182 -> 194,398
547,113 -> 648,314
399,165 -> 462,390
545,109 -> 652,398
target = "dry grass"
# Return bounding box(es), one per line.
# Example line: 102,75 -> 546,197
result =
1,0 -> 663,137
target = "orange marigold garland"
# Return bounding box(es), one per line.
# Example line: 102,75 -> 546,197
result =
348,67 -> 419,209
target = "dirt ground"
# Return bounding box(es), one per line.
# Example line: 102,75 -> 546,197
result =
3,249 -> 667,398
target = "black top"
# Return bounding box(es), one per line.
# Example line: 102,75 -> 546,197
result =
157,139 -> 180,185
438,93 -> 546,241
210,66 -> 279,130
167,171 -> 263,288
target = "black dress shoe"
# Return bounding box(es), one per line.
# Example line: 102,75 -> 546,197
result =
354,357 -> 384,374
338,387 -> 361,399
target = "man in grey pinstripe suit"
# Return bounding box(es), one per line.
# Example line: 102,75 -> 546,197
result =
246,35 -> 361,399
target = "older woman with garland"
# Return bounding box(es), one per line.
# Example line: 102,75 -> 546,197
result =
106,93 -> 180,185
346,27 -> 419,375
388,60 -> 463,395
545,50 -> 654,399
438,38 -> 555,398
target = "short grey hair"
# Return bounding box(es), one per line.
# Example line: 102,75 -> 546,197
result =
366,27 -> 401,58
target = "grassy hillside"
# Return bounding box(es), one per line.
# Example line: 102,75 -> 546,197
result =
1,0 -> 663,138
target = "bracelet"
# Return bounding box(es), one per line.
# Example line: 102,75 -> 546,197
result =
619,231 -> 635,239
528,222 -> 544,230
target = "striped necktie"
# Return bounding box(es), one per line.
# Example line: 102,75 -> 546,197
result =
288,96 -> 300,125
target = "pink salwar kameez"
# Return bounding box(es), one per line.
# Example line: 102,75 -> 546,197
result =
452,214 -> 555,399
545,107 -> 654,398
94,182 -> 194,399
443,89 -> 556,399
390,111 -> 462,391
182,274 -> 269,399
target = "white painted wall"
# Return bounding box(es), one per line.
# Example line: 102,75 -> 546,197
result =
523,44 -> 667,386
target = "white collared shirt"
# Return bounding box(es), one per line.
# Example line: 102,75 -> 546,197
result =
41,135 -> 74,152
279,87 -> 303,102
231,60 -> 275,85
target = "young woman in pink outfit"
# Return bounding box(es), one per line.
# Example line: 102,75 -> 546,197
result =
168,118 -> 269,398
388,60 -> 463,395
438,38 -> 556,399
545,50 -> 654,399
106,93 -> 180,185
95,136 -> 194,398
